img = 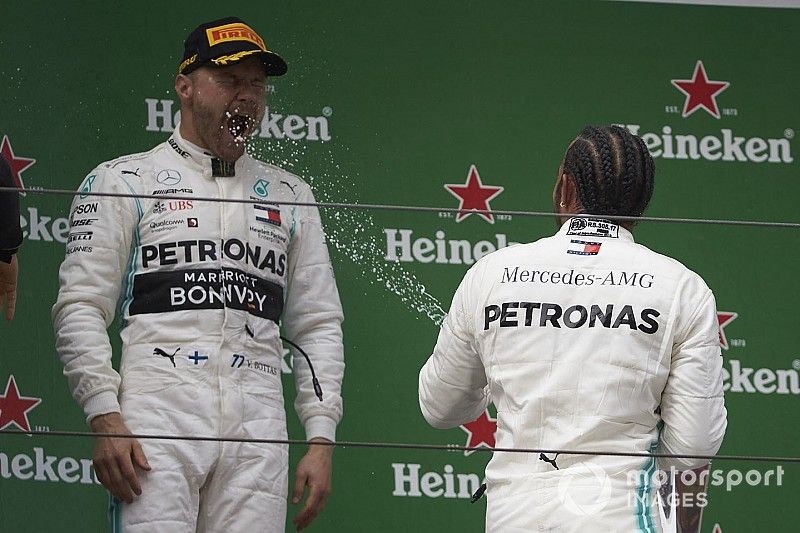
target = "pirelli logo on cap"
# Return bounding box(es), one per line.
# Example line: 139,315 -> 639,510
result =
206,23 -> 266,51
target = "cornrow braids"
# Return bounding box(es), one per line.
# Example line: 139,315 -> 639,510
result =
562,125 -> 655,219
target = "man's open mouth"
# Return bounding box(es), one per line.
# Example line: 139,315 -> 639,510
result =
227,113 -> 254,141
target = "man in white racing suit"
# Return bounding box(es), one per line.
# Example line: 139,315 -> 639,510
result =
53,17 -> 344,532
419,126 -> 726,532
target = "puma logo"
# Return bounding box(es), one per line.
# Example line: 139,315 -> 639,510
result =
153,347 -> 180,367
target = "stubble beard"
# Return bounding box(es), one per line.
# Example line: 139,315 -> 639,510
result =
192,99 -> 263,163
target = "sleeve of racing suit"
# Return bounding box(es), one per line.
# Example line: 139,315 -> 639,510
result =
657,276 -> 727,470
0,155 -> 23,262
418,267 -> 489,429
52,166 -> 138,424
282,183 -> 344,443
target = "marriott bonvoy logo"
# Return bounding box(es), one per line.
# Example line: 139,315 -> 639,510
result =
617,60 -> 794,164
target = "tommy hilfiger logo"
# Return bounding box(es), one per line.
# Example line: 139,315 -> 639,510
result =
567,240 -> 601,256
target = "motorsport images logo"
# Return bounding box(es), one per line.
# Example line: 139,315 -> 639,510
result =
384,164 -> 516,265
0,374 -> 102,486
617,60 -> 794,164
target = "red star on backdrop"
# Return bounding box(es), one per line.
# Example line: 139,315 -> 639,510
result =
717,311 -> 738,350
671,61 -> 730,119
711,524 -> 723,533
1,135 -> 36,192
444,165 -> 504,224
460,410 -> 497,456
0,375 -> 42,432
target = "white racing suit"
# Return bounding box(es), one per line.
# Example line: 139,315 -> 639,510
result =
419,218 -> 726,533
53,127 -> 344,532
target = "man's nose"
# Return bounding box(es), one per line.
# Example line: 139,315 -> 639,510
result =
236,81 -> 264,102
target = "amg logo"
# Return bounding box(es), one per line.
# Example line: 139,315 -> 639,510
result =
153,188 -> 193,195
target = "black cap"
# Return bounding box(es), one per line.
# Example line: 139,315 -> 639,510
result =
179,17 -> 287,76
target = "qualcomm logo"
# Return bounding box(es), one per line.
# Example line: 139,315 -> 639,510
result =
145,99 -> 333,142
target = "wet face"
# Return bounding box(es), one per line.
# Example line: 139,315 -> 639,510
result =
183,57 -> 267,162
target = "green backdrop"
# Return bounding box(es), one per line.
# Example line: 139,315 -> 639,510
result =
1,1 -> 797,531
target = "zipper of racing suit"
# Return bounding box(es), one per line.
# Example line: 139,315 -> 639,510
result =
215,172 -> 228,447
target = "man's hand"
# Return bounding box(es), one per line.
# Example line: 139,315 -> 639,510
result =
90,412 -> 151,503
0,255 -> 18,320
676,464 -> 710,533
292,438 -> 333,531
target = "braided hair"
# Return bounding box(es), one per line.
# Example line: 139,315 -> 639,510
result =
562,125 -> 655,218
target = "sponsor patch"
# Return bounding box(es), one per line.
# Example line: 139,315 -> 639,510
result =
567,240 -> 601,256
253,179 -> 269,198
250,225 -> 287,245
72,203 -> 99,216
70,218 -> 96,227
168,138 -> 189,158
254,204 -> 281,226
79,175 -> 95,200
149,219 -> 185,232
153,188 -> 193,195
129,267 -> 284,322
566,218 -> 619,238
67,231 -> 93,243
206,22 -> 266,51
156,169 -> 182,185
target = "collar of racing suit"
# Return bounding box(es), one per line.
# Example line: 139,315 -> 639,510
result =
558,217 -> 634,242
169,123 -> 239,178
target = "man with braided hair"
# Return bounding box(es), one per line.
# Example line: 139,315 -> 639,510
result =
419,125 -> 726,532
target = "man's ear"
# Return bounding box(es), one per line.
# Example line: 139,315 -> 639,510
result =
558,172 -> 576,207
175,74 -> 193,102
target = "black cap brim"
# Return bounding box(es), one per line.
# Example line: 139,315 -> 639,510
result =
260,51 -> 287,76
